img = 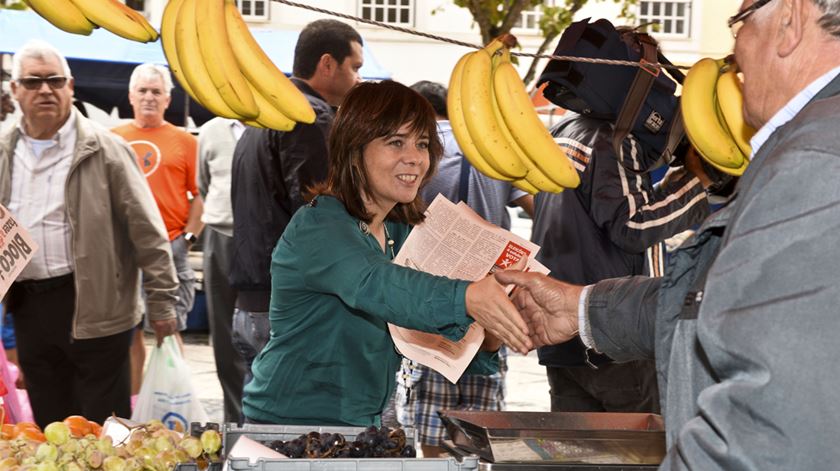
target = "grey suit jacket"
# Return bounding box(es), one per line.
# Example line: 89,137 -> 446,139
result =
585,74 -> 840,469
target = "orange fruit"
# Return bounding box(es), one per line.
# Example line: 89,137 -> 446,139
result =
1,423 -> 14,439
19,428 -> 46,442
13,423 -> 44,442
12,422 -> 40,436
87,420 -> 102,438
63,415 -> 92,437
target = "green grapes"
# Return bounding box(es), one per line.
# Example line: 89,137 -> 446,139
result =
44,423 -> 71,446
0,421 -> 225,471
199,431 -> 221,455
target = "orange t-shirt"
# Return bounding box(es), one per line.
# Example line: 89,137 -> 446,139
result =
112,122 -> 198,240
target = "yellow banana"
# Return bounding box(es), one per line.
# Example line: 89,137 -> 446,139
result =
242,120 -> 266,129
447,53 -> 513,182
489,55 -> 562,193
196,0 -> 259,119
175,0 -> 240,119
703,149 -> 749,176
460,40 -> 528,179
681,58 -> 745,169
493,46 -> 580,190
247,82 -> 296,131
512,179 -> 541,195
224,0 -> 315,124
123,5 -> 159,42
716,68 -> 755,158
68,0 -> 154,42
24,0 -> 95,35
160,0 -> 198,101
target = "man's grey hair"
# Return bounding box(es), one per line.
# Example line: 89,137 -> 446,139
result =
11,40 -> 73,81
129,63 -> 174,96
813,0 -> 840,37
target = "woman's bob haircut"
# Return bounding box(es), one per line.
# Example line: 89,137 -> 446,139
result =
308,80 -> 442,225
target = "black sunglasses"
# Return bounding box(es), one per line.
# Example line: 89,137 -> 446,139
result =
16,76 -> 68,91
728,0 -> 774,36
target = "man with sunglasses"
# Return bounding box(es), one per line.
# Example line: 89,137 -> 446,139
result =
0,40 -> 178,427
498,0 -> 840,467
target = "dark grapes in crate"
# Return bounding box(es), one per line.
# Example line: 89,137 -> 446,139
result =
267,426 -> 416,459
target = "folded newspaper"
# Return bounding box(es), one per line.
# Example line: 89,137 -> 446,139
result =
0,204 -> 38,300
388,195 -> 549,383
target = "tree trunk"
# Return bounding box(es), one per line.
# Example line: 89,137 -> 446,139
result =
522,32 -> 560,87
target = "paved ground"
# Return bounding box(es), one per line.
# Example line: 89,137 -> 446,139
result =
168,332 -> 551,424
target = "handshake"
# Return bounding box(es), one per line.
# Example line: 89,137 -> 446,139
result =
465,266 -> 584,356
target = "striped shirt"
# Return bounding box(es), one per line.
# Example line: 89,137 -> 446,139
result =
9,112 -> 76,280
535,115 -> 710,367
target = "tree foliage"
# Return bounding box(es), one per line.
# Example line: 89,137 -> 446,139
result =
0,0 -> 27,10
450,0 -> 637,86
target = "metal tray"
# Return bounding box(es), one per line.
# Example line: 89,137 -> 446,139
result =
439,411 -> 665,466
222,423 -> 479,471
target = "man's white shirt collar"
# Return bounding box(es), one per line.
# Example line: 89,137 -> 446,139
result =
751,66 -> 840,156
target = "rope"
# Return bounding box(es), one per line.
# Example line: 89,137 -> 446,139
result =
271,0 -> 691,72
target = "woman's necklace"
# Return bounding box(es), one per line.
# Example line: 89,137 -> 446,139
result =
383,223 -> 396,260
359,220 -> 395,259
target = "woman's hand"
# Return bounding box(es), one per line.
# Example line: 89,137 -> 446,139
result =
465,275 -> 532,354
481,331 -> 503,352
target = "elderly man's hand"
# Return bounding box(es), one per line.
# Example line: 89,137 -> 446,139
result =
494,271 -> 583,348
150,318 -> 178,347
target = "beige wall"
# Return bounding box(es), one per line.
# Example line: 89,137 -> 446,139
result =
695,0 -> 739,59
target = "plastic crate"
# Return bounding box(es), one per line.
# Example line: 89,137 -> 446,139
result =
222,423 -> 479,471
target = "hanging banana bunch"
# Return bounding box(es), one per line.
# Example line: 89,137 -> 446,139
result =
24,0 -> 158,42
681,57 -> 755,176
24,0 -> 316,131
160,0 -> 315,130
448,34 -> 579,194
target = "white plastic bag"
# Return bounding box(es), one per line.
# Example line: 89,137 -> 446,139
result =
131,336 -> 208,431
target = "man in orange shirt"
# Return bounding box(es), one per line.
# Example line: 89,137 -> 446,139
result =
113,63 -> 204,398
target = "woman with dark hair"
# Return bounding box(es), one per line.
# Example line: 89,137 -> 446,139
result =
241,80 -> 531,427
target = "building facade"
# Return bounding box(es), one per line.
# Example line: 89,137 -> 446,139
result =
133,0 -> 738,88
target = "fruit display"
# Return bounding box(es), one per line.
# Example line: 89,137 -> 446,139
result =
23,0 -> 158,42
23,0 -> 316,132
681,57 -> 755,176
267,426 -> 416,459
448,34 -> 580,194
0,418 -> 222,471
160,0 -> 315,130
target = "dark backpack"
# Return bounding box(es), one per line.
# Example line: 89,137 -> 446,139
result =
537,18 -> 685,165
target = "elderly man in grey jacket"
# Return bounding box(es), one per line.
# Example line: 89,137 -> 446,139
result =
498,0 -> 840,468
0,40 -> 178,427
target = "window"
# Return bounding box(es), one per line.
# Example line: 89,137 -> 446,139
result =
514,0 -> 557,32
639,0 -> 692,37
236,0 -> 270,22
359,0 -> 414,26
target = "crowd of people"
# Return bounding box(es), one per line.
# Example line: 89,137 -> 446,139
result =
2,0 -> 840,467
